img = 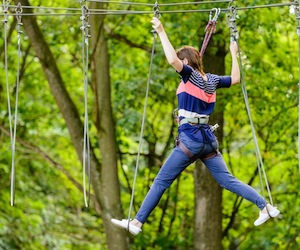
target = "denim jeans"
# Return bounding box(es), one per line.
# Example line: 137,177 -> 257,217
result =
135,132 -> 266,224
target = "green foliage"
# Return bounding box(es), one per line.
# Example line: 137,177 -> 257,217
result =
0,0 -> 299,249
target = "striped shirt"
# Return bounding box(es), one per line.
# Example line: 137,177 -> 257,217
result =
177,64 -> 231,142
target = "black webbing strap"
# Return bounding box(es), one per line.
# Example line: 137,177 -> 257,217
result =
176,139 -> 193,158
176,139 -> 218,161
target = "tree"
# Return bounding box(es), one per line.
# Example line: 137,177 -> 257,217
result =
0,1 -> 299,249
194,36 -> 226,250
12,0 -> 127,249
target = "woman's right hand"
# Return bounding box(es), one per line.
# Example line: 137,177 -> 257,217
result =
151,17 -> 164,34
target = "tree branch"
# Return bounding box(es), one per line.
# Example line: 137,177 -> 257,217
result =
104,25 -> 152,53
0,124 -> 102,213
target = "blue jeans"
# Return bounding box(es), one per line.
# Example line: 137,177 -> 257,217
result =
135,132 -> 266,224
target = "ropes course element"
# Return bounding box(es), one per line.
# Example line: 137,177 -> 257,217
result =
9,3 -> 23,207
80,0 -> 91,208
2,0 -> 16,206
295,0 -> 300,175
85,0 -> 231,7
0,2 -> 296,17
200,7 -> 220,57
227,1 -> 274,206
126,1 -> 160,231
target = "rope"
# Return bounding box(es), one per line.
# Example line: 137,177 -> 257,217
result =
200,7 -> 221,57
227,2 -> 274,206
80,0 -> 91,208
0,2 -> 295,17
126,1 -> 160,230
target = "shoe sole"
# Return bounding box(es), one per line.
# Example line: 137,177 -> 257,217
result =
111,219 -> 141,235
254,208 -> 280,226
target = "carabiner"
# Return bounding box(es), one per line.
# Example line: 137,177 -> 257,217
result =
209,8 -> 221,22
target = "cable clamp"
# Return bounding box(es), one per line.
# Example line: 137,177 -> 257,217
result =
15,3 -> 23,30
153,1 -> 161,19
2,1 -> 9,24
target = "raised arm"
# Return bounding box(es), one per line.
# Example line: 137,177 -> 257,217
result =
151,17 -> 183,72
230,41 -> 240,85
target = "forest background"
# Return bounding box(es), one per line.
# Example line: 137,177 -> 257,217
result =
0,0 -> 299,249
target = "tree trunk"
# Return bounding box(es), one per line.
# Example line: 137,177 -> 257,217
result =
90,2 -> 128,250
15,1 -> 128,249
194,39 -> 226,250
12,0 -> 102,201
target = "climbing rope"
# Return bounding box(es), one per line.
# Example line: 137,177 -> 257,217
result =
80,0 -> 91,207
199,7 -> 221,57
126,1 -> 160,230
227,1 -> 274,206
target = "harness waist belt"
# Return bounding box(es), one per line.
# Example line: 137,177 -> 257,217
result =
179,116 -> 209,126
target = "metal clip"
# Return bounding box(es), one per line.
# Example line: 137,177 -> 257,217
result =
227,3 -> 239,42
15,3 -> 23,28
209,8 -> 221,22
210,123 -> 219,132
153,1 -> 161,19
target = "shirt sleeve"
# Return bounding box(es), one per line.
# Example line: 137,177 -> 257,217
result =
177,64 -> 193,83
217,75 -> 232,88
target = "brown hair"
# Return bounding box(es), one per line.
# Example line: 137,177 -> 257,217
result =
176,46 -> 204,75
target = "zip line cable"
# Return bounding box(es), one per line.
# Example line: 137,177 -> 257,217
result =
80,0 -> 91,208
227,2 -> 274,206
126,1 -> 160,231
1,2 -> 296,17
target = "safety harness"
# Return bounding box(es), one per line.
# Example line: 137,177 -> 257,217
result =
174,112 -> 220,161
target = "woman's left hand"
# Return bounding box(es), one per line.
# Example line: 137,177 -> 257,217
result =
151,17 -> 164,34
230,41 -> 238,55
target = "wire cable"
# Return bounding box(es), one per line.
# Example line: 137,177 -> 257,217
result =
295,0 -> 300,175
126,1 -> 160,231
2,0 -> 16,206
9,3 -> 23,207
1,2 -> 295,17
85,0 -> 231,7
227,2 -> 274,206
80,0 -> 91,208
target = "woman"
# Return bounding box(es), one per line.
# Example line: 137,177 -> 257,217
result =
111,17 -> 280,235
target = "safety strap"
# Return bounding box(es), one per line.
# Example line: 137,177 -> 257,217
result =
176,139 -> 218,161
176,139 -> 193,158
200,8 -> 221,57
179,116 -> 209,126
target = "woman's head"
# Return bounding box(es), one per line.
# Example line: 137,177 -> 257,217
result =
176,46 -> 204,74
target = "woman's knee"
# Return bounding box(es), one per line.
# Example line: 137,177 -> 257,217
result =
151,179 -> 170,193
215,174 -> 238,190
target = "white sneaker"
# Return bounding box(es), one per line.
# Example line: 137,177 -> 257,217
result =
254,204 -> 280,226
111,218 -> 142,235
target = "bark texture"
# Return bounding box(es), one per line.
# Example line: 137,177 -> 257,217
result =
194,39 -> 226,250
15,1 -> 128,249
